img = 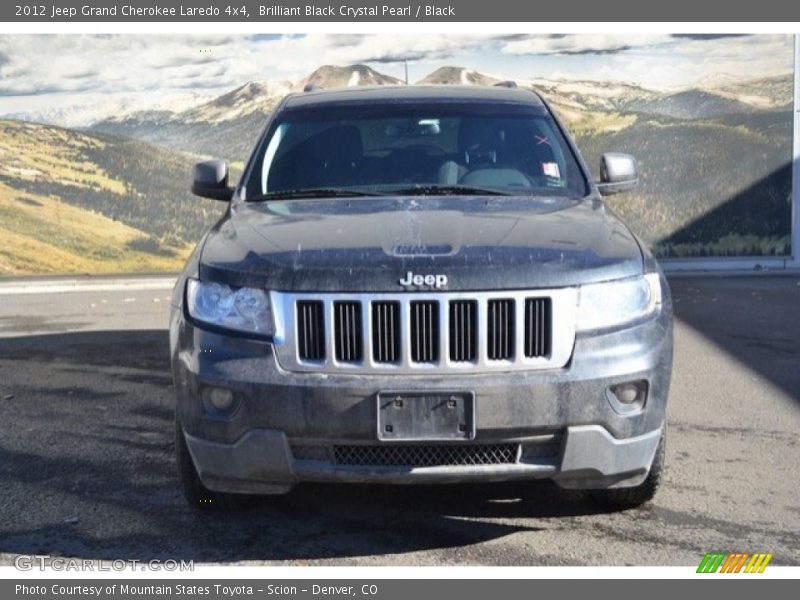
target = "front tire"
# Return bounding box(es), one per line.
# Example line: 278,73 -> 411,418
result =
589,427 -> 666,510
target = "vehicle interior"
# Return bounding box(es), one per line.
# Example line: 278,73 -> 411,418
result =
261,114 -> 580,195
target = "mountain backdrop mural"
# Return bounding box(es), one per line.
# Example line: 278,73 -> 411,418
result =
0,35 -> 793,274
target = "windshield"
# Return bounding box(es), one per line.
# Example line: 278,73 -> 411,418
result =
243,103 -> 588,200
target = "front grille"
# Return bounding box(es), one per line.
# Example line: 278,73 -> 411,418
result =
291,437 -> 562,466
334,301 -> 363,362
487,299 -> 515,360
332,444 -> 519,467
524,298 -> 552,358
372,301 -> 400,363
449,300 -> 477,362
410,300 -> 439,363
297,300 -> 325,361
280,288 -> 573,373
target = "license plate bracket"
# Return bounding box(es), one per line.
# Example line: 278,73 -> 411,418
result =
377,392 -> 475,441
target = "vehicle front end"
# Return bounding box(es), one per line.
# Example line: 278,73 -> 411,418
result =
170,85 -> 673,509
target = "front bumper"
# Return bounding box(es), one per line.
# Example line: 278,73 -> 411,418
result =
184,424 -> 663,494
171,301 -> 672,494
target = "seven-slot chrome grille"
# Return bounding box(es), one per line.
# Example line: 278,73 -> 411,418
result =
270,288 -> 578,374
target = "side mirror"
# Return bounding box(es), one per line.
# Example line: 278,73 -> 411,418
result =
191,159 -> 234,201
597,153 -> 638,196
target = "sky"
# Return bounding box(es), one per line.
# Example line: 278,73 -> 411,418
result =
0,33 -> 793,127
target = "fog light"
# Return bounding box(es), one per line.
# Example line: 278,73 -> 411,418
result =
608,380 -> 648,410
202,387 -> 235,413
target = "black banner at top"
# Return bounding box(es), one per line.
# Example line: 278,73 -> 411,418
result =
4,0 -> 800,22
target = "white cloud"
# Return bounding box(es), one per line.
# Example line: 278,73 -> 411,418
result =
0,34 -> 501,96
501,34 -> 674,55
0,34 -> 793,126
0,33 -> 504,125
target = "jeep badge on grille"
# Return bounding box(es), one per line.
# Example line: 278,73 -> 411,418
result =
399,271 -> 448,288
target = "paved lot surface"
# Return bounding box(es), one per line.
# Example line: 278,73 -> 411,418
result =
0,275 -> 798,566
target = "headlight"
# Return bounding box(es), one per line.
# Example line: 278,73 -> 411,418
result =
186,278 -> 274,336
576,273 -> 662,332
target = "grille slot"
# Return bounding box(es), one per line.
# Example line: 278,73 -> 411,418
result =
297,300 -> 325,361
524,298 -> 552,358
333,444 -> 519,467
372,301 -> 401,363
449,300 -> 477,362
410,301 -> 439,363
487,299 -> 515,360
334,301 -> 363,362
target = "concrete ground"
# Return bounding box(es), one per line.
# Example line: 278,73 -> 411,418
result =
0,274 -> 798,566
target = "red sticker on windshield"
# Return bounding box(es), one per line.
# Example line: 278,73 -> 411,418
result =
542,162 -> 560,178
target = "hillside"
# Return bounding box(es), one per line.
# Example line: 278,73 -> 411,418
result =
0,180 -> 191,275
575,111 -> 793,257
697,74 -> 793,109
0,120 -> 225,274
522,74 -> 793,257
623,89 -> 758,120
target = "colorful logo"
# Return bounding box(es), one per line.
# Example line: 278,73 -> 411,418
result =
697,552 -> 773,573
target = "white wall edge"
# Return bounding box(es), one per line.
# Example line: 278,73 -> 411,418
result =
791,32 -> 800,270
661,257 -> 790,273
0,278 -> 176,295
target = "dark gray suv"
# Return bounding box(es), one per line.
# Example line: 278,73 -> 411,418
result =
171,84 -> 673,510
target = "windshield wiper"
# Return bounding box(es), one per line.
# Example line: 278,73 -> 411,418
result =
386,185 -> 513,197
248,188 -> 384,201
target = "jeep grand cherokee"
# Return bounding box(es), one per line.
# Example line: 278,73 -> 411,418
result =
171,84 -> 673,510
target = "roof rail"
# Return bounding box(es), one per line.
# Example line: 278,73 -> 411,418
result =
494,81 -> 518,88
303,83 -> 321,92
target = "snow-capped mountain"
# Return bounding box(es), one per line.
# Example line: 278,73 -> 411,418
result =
176,80 -> 292,124
4,90 -> 214,129
418,67 -> 500,86
296,64 -> 403,91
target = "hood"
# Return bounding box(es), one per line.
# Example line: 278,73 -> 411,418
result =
199,195 -> 643,292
